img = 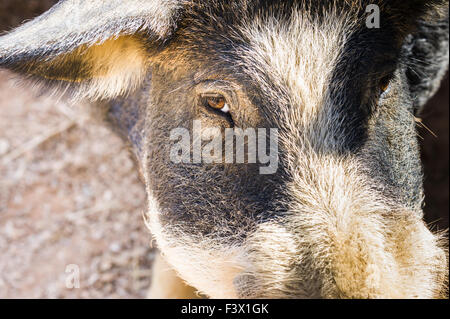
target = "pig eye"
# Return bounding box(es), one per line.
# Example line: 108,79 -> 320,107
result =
379,76 -> 391,95
198,92 -> 235,126
202,95 -> 230,113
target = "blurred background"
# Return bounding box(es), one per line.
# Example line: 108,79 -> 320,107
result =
0,0 -> 448,298
0,0 -> 154,298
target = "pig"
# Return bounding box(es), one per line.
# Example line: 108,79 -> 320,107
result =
0,0 -> 448,298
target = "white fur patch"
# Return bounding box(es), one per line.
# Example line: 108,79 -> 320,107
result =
237,9 -> 353,129
144,192 -> 247,299
243,155 -> 447,298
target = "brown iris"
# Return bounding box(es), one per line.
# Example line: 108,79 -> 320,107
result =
379,76 -> 391,93
206,96 -> 226,110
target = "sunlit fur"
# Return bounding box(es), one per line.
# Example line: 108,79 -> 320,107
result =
0,0 -> 184,99
241,155 -> 447,298
147,253 -> 200,299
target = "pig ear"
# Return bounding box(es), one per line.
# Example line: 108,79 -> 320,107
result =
0,0 -> 185,100
400,1 -> 449,113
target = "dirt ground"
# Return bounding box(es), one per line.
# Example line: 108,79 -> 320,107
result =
0,0 -> 448,299
0,1 -> 155,299
0,70 -> 153,298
